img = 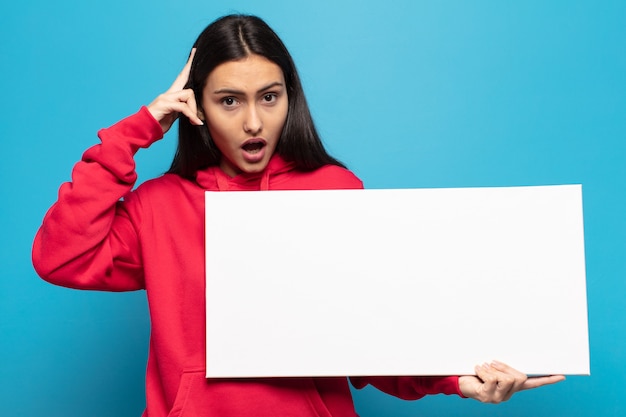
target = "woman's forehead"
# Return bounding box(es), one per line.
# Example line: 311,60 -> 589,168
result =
205,55 -> 285,93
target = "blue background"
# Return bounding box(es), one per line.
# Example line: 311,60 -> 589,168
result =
1,1 -> 624,416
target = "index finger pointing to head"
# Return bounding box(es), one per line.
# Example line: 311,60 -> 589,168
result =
168,48 -> 197,93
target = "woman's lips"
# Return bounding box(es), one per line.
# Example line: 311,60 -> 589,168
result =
241,138 -> 267,163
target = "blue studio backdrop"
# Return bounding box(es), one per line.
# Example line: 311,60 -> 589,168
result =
1,1 -> 625,416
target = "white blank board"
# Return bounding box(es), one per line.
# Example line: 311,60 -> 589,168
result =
205,185 -> 589,378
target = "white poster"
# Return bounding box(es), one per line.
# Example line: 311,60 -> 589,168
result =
205,185 -> 588,378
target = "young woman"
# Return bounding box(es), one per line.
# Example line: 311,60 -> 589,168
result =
32,14 -> 563,417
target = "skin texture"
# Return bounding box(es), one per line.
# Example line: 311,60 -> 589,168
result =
148,49 -> 565,405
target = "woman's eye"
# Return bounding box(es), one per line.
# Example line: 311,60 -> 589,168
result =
262,94 -> 277,103
221,97 -> 238,107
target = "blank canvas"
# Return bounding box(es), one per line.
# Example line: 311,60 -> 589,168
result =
205,185 -> 588,378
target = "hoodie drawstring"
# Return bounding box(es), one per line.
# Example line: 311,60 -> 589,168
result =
215,172 -> 230,191
260,169 -> 270,191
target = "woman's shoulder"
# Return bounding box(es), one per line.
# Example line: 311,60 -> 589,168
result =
317,164 -> 363,187
280,164 -> 363,190
136,172 -> 179,189
128,173 -> 193,202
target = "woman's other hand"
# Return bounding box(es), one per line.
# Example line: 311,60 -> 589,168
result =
459,361 -> 565,404
148,48 -> 204,134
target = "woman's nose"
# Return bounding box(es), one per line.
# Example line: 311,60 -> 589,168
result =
243,105 -> 262,135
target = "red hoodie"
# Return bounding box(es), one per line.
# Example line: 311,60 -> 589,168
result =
32,107 -> 462,417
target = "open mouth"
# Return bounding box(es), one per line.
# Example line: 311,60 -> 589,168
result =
241,138 -> 268,164
242,139 -> 266,154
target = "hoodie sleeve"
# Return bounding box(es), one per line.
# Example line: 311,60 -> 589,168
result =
349,375 -> 464,400
32,107 -> 164,291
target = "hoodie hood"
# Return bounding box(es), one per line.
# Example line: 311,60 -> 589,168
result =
194,154 -> 297,191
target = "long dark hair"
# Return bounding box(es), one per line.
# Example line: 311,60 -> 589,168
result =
167,14 -> 345,179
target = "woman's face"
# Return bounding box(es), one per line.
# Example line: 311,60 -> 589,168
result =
201,54 -> 288,177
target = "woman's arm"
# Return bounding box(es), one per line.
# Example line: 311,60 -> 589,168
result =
32,50 -> 202,291
350,375 -> 463,400
32,108 -> 163,290
351,361 -> 564,403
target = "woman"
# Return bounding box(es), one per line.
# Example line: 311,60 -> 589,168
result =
32,14 -> 563,417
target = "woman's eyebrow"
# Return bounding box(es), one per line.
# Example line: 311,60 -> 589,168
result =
213,81 -> 284,95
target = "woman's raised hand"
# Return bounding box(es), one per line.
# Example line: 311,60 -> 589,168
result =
459,361 -> 565,404
148,48 -> 204,134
